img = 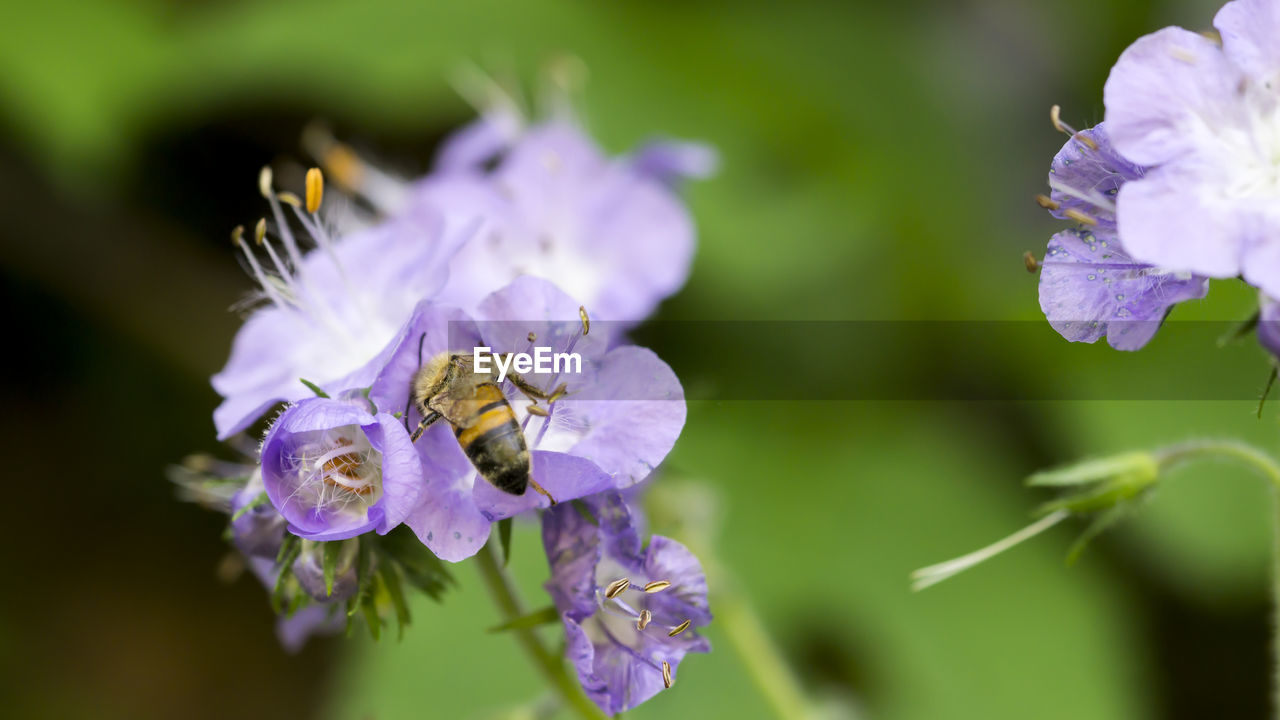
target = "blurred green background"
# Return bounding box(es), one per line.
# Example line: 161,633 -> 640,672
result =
4,0 -> 1277,718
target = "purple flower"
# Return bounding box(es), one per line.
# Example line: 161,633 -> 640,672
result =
368,276 -> 686,561
212,176 -> 462,440
260,393 -> 423,541
1259,293 -> 1280,358
542,492 -> 710,714
629,138 -> 719,188
1102,0 -> 1280,295
412,121 -> 699,322
1039,124 -> 1209,350
229,469 -> 286,558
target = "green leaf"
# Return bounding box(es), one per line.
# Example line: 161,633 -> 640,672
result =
486,605 -> 560,634
299,378 -> 330,398
229,490 -> 269,522
271,533 -> 302,613
361,591 -> 382,642
375,526 -> 453,601
497,517 -> 513,566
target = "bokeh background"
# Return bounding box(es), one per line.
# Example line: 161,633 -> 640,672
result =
4,0 -> 1277,718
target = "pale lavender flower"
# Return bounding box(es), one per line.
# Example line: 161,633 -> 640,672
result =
212,174 -> 464,440
629,138 -> 720,187
1039,124 -> 1209,350
542,491 -> 710,714
368,276 -> 686,561
259,392 -> 423,541
230,469 -> 286,558
1259,293 -> 1280,358
413,122 -> 699,322
1102,0 -> 1280,295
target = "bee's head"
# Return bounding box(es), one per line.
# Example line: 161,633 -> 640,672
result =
412,352 -> 454,402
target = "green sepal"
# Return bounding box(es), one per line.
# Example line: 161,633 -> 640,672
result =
323,540 -> 343,597
379,564 -> 412,640
361,590 -> 382,642
1036,473 -> 1155,516
230,491 -> 270,522
374,526 -> 453,601
1217,309 -> 1260,347
299,378 -> 330,398
486,605 -> 560,634
271,533 -> 303,613
1259,364 -> 1278,420
1027,452 -> 1158,488
570,498 -> 598,526
1065,502 -> 1136,566
497,517 -> 513,566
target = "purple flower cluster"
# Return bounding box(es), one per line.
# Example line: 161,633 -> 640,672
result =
195,104 -> 713,711
1036,0 -> 1280,358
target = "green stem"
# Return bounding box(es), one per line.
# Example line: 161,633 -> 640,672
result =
1154,440 -> 1280,717
474,541 -> 606,720
713,583 -> 816,720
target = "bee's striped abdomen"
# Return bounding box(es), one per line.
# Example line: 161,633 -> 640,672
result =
454,382 -> 530,495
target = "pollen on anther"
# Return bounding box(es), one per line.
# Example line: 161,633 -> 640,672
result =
605,578 -> 630,599
231,225 -> 246,246
668,619 -> 692,637
637,609 -> 652,630
1034,194 -> 1060,210
527,332 -> 537,342
305,167 -> 324,214
1063,209 -> 1098,226
277,192 -> 302,208
527,405 -> 549,417
254,218 -> 267,245
661,661 -> 673,688
1023,251 -> 1040,273
643,580 -> 672,593
579,305 -> 590,335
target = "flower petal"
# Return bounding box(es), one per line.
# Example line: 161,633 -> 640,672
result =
1039,227 -> 1209,351
472,450 -> 615,520
365,413 -> 424,532
1216,0 -> 1280,83
1116,164 -> 1246,278
1104,27 -> 1247,166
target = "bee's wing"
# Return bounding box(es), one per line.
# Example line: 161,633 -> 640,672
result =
428,372 -> 486,427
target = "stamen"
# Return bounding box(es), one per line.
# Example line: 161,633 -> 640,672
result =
258,167 -> 274,199
604,578 -> 630,599
643,580 -> 672,593
579,305 -> 590,335
277,192 -> 302,208
1023,251 -> 1040,273
305,167 -> 324,214
548,383 -> 569,403
234,224 -> 290,311
1063,209 -> 1099,226
1049,105 -> 1098,151
527,332 -> 537,343
231,225 -> 245,246
662,661 -> 673,689
668,619 -> 692,637
259,167 -> 306,270
527,404 -> 549,417
637,609 -> 652,630
255,217 -> 297,288
254,218 -> 267,245
1034,194 -> 1060,210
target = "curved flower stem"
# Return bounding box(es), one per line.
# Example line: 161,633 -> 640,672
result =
713,581 -> 818,720
474,540 -> 606,720
1153,440 -> 1280,716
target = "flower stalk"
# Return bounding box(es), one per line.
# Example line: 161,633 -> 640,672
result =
474,540 -> 606,720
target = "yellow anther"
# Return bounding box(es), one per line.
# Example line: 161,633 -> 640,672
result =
231,225 -> 246,246
1063,209 -> 1098,226
1034,194 -> 1060,210
643,580 -> 671,593
258,166 -> 273,198
305,167 -> 324,214
668,619 -> 691,637
254,218 -> 267,245
1023,251 -> 1040,274
637,609 -> 652,630
277,192 -> 302,208
661,661 -> 673,688
527,404 -> 549,417
528,332 -> 537,342
579,305 -> 590,336
604,578 -> 630,599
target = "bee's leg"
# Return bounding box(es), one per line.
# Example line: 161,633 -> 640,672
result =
410,411 -> 442,442
528,476 -> 557,506
404,332 -> 427,430
505,370 -> 550,401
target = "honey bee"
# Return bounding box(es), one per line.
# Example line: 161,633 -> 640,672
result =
409,350 -> 556,503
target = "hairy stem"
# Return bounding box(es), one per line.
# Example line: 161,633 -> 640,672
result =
1154,440 -> 1280,717
474,540 -> 605,720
